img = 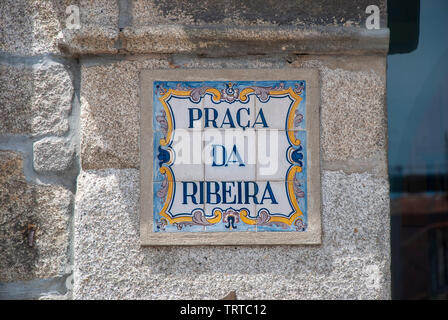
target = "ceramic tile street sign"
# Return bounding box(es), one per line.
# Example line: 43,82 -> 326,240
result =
140,69 -> 321,245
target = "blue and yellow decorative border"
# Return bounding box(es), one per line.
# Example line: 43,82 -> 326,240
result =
153,80 -> 307,232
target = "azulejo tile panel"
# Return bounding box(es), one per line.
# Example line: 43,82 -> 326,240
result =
141,69 -> 321,245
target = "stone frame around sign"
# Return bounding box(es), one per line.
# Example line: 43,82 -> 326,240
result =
140,69 -> 321,245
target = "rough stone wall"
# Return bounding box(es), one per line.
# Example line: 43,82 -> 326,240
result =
0,0 -> 81,298
1,0 -> 390,299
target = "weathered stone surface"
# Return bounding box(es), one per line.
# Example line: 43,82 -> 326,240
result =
57,0 -> 388,56
294,56 -> 387,162
74,168 -> 390,299
33,137 -> 75,173
132,0 -> 387,27
80,58 -> 170,169
0,276 -> 68,299
58,0 -> 119,55
0,62 -> 73,137
1,0 -> 388,56
122,25 -> 389,57
0,151 -> 72,282
128,0 -> 388,56
0,0 -> 118,55
0,0 -> 63,55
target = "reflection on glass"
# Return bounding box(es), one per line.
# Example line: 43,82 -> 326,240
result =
389,0 -> 448,299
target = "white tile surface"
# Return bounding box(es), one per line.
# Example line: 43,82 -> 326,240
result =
170,129 -> 204,181
255,181 -> 295,216
255,94 -> 294,130
256,181 -> 293,216
257,130 -> 292,181
166,94 -> 204,130
170,181 -> 205,215
204,129 -> 256,181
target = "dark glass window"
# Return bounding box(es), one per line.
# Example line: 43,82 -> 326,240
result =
389,0 -> 448,299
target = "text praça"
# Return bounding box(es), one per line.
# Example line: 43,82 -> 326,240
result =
188,107 -> 268,129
